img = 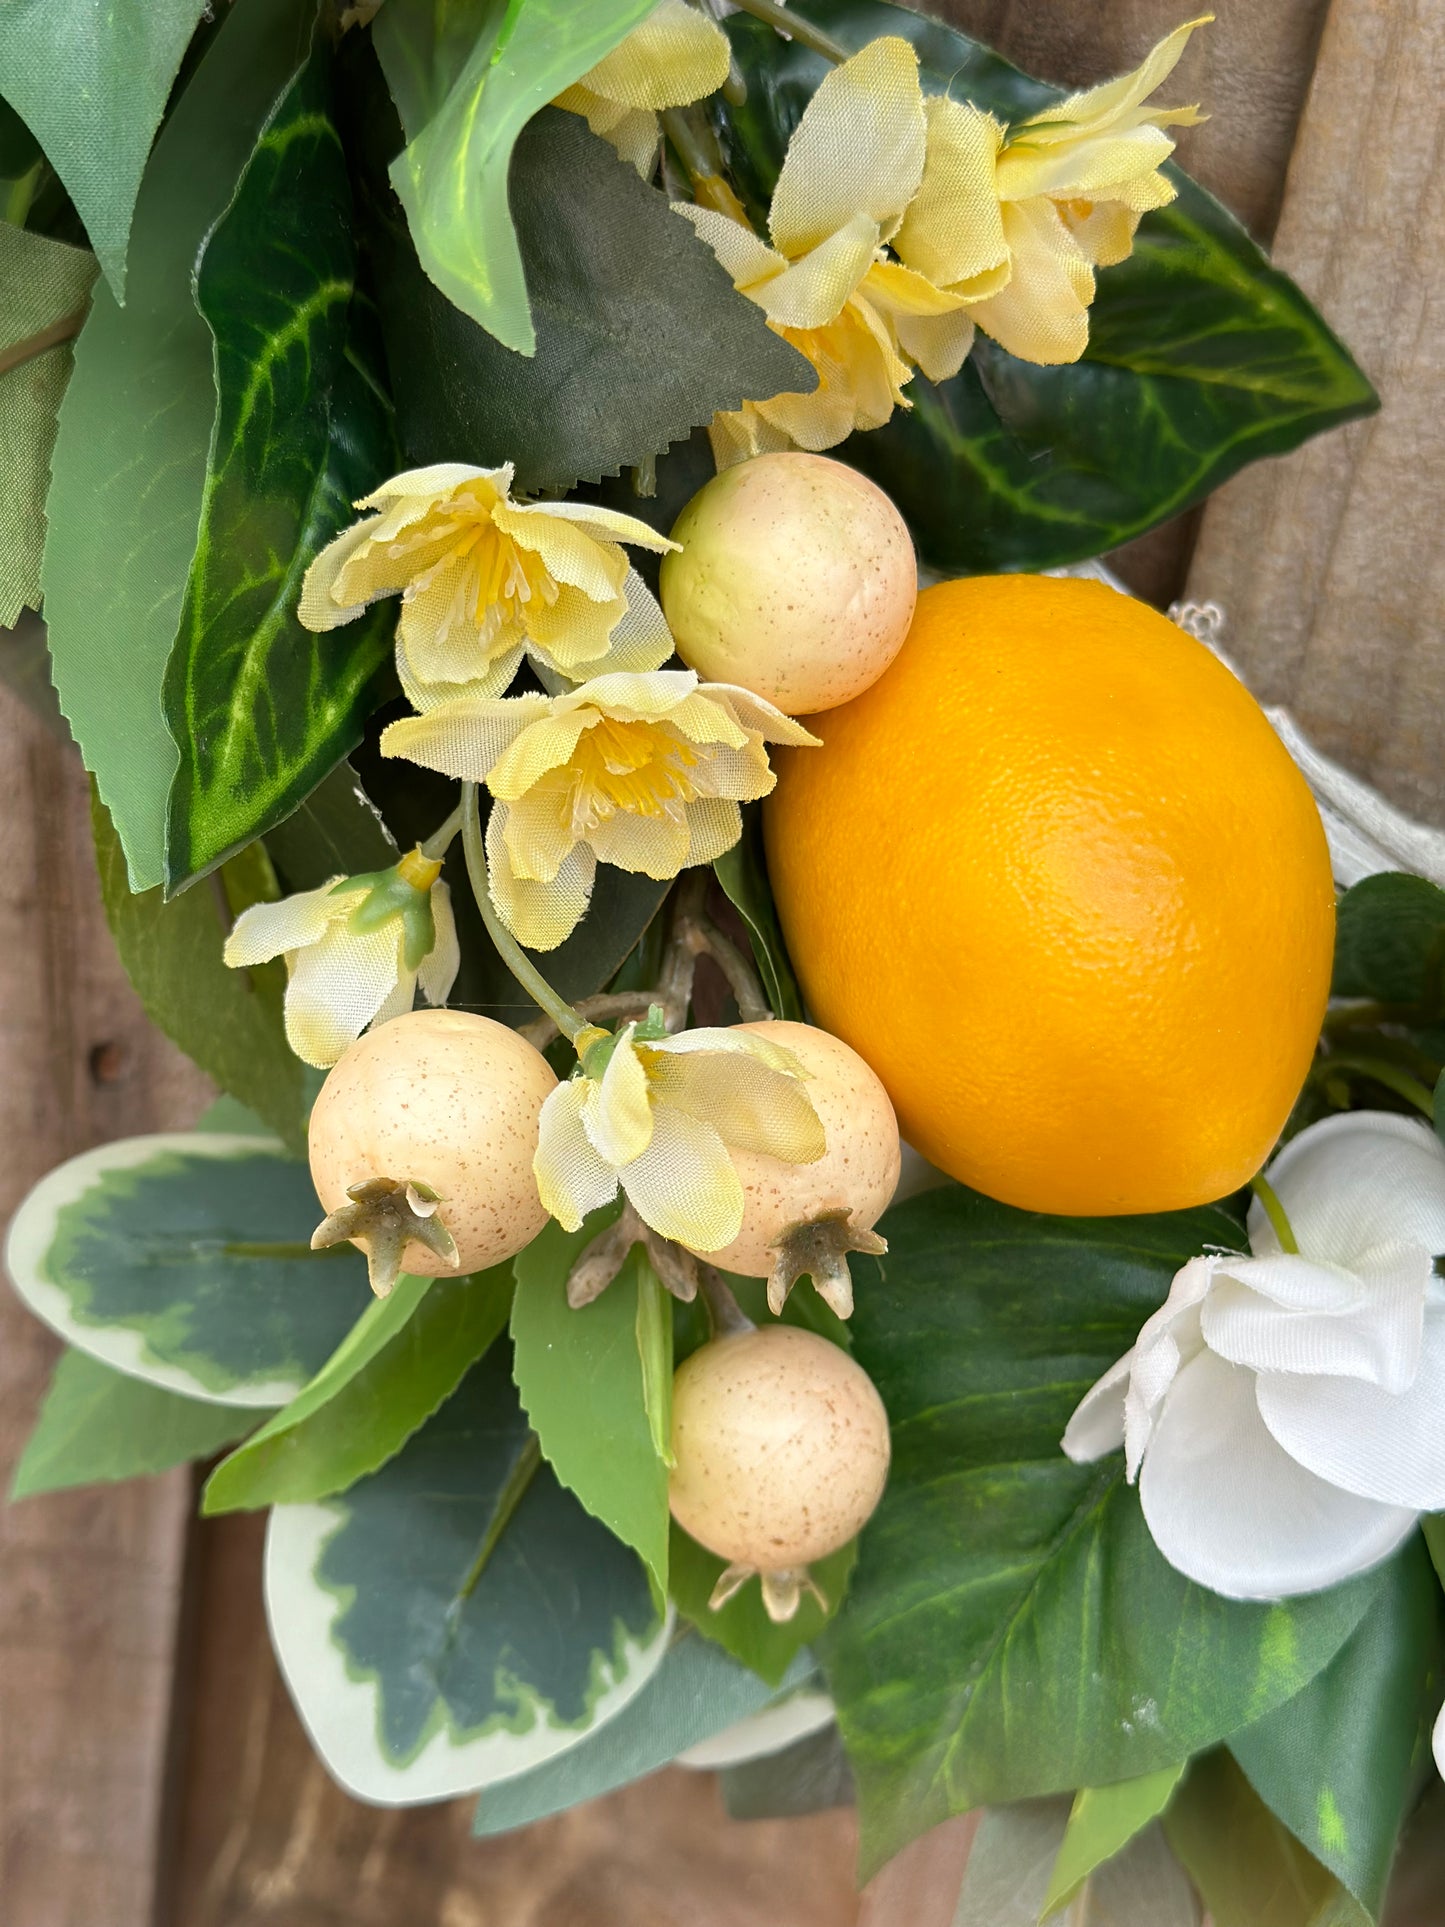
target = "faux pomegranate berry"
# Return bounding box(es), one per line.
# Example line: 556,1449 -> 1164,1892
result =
309,1008 -> 555,1292
660,452 -> 916,715
669,1323 -> 891,1620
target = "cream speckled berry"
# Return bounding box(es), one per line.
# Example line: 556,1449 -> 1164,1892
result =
694,1020 -> 900,1278
669,1324 -> 891,1570
309,1008 -> 555,1276
660,452 -> 916,715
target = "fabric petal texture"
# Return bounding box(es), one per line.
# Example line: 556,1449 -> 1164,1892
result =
535,1080 -> 620,1232
619,1104 -> 744,1252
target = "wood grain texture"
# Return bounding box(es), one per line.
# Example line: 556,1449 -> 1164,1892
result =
166,1513 -> 862,1927
1186,0 -> 1445,827
0,683 -> 211,1927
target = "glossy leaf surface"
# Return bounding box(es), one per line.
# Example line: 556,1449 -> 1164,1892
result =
823,1186 -> 1387,1875
714,805 -> 804,1021
162,38 -> 397,887
716,0 -> 1378,574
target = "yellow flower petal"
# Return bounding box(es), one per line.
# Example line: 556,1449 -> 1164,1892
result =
554,570 -> 674,680
1019,17 -> 1208,146
380,690 -> 550,784
501,780 -> 578,885
485,801 -> 596,951
769,37 -> 925,258
618,1105 -> 744,1251
587,805 -> 694,878
646,1051 -> 826,1163
530,499 -> 679,555
283,919 -> 410,1069
486,710 -> 595,800
968,199 -> 1095,366
395,634 -> 525,713
298,520 -> 380,632
894,96 -> 1008,291
574,0 -> 729,114
704,686 -> 822,749
416,881 -> 460,1006
222,879 -> 351,965
584,1028 -> 655,1167
491,499 -> 630,603
754,212 -> 881,332
535,1080 -> 619,1231
1064,199 -> 1144,269
673,202 -> 787,291
355,461 -> 508,512
680,795 -> 744,866
996,123 -> 1177,204
893,305 -> 977,383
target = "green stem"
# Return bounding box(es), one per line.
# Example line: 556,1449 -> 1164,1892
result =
1315,1053 -> 1437,1120
3,159 -> 42,227
1249,1175 -> 1299,1255
728,0 -> 848,62
661,105 -> 726,187
420,800 -> 464,862
459,782 -> 589,1044
0,304 -> 87,379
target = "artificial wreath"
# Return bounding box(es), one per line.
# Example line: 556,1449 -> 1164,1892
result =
4,0 -> 1444,1917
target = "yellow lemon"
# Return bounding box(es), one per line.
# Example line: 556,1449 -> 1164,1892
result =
764,575 -> 1335,1217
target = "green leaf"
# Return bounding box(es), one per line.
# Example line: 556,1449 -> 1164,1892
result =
0,222 -> 96,625
669,1521 -> 856,1691
1166,1752 -> 1370,1927
10,1348 -> 259,1500
41,0 -> 314,891
375,0 -> 656,356
716,0 -> 1378,574
0,0 -> 208,296
714,804 -> 803,1021
263,759 -> 397,893
822,1186 -> 1387,1877
203,1264 -> 513,1512
635,1252 -> 675,1468
473,1630 -> 812,1835
6,1130 -> 373,1407
511,1217 -> 671,1600
92,791 -> 307,1152
161,38 -> 398,889
265,1340 -> 670,1803
1042,1764 -> 1188,1918
1424,1514 -> 1445,1590
1229,1538 -> 1445,1918
954,1801 -> 1200,1927
352,69 -> 813,494
1332,873 -> 1445,1008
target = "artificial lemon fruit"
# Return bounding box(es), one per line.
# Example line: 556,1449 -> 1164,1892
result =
764,575 -> 1335,1217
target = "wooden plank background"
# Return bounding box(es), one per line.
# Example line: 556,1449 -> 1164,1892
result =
3,0 -> 1441,1920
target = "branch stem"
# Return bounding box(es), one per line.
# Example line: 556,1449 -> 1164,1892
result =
1314,1052 -> 1437,1120
727,0 -> 848,62
0,305 -> 88,380
420,800 -> 464,862
458,783 -> 589,1044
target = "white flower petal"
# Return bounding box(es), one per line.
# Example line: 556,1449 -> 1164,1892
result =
583,1030 -> 655,1167
1061,1353 -> 1131,1462
619,1105 -> 743,1251
535,1081 -> 619,1232
1138,1350 -> 1417,1600
1254,1111 -> 1445,1266
223,880 -> 351,965
1200,1247 -> 1429,1393
1254,1296 -> 1445,1510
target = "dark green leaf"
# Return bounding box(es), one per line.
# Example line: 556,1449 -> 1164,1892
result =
42,0 -> 314,891
0,0 -> 208,295
0,96 -> 41,177
721,1721 -> 855,1820
1042,1765 -> 1188,1917
0,222 -> 96,625
10,1348 -> 259,1499
162,38 -> 398,888
203,1265 -> 513,1511
350,66 -> 812,494
716,1 -> 1378,574
5,1130 -> 372,1405
263,759 -> 398,893
1333,874 -> 1445,1009
669,1520 -> 856,1690
823,1186 -> 1386,1876
266,1340 -> 669,1801
714,804 -> 803,1021
473,1630 -> 811,1835
1230,1538 -> 1445,1917
1424,1515 -> 1445,1590
1166,1752 -> 1370,1927
512,1218 -> 671,1599
376,0 -> 656,355
92,791 -> 307,1152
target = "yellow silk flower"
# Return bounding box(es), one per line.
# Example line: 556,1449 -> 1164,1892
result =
223,852 -> 459,1068
299,463 -> 678,701
554,0 -> 730,174
381,668 -> 817,950
677,36 -> 983,464
536,1022 -> 825,1249
894,18 -> 1208,366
